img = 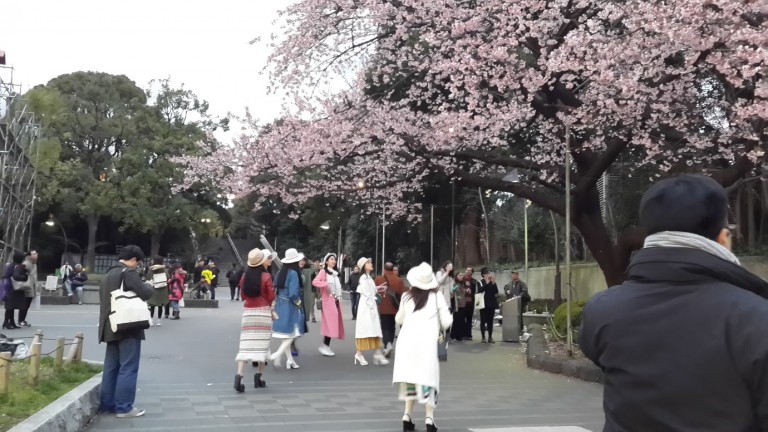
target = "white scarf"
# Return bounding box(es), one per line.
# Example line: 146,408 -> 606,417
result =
643,231 -> 740,266
326,268 -> 342,299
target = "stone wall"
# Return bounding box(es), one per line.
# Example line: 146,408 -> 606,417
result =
524,255 -> 768,301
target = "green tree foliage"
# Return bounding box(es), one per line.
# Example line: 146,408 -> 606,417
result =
26,72 -> 146,269
116,79 -> 227,257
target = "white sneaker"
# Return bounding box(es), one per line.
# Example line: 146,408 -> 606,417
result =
116,408 -> 145,418
156,320 -> 162,327
318,345 -> 335,357
149,320 -> 154,327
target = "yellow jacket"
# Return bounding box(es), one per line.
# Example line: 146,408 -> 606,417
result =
201,269 -> 213,284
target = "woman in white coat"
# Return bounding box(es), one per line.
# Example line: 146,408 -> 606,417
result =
354,257 -> 389,366
393,262 -> 453,432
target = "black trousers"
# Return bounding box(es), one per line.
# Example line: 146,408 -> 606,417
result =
350,292 -> 360,319
380,314 -> 396,346
480,307 -> 495,339
463,304 -> 474,339
229,281 -> 239,300
18,297 -> 32,323
450,307 -> 469,340
210,284 -> 217,300
149,306 -> 164,319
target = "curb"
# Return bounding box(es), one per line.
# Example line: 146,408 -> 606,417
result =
525,324 -> 603,384
9,363 -> 102,432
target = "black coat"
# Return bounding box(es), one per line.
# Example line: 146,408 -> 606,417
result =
98,263 -> 154,344
580,247 -> 768,432
478,280 -> 499,310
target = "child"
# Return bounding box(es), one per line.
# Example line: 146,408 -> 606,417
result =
168,266 -> 186,320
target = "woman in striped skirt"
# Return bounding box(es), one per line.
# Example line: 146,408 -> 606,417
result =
234,249 -> 275,393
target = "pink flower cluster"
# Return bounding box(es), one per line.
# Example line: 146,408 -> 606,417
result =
180,0 -> 767,218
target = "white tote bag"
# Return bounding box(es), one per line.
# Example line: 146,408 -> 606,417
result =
474,293 -> 485,310
109,270 -> 151,333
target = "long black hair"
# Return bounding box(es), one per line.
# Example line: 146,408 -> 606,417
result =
441,260 -> 454,279
323,254 -> 336,273
275,262 -> 301,290
407,287 -> 437,312
242,266 -> 265,298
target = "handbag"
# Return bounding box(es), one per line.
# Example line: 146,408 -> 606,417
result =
474,293 -> 485,310
435,293 -> 448,362
109,269 -> 151,333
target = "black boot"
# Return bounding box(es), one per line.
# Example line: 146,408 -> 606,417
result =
426,418 -> 437,432
402,414 -> 415,431
254,373 -> 266,388
234,375 -> 245,393
170,311 -> 180,320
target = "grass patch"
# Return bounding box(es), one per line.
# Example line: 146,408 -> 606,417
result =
0,357 -> 101,431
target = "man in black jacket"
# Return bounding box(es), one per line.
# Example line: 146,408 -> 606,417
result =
98,245 -> 154,418
580,175 -> 768,431
349,265 -> 361,320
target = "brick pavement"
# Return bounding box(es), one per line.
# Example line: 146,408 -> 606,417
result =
74,299 -> 604,432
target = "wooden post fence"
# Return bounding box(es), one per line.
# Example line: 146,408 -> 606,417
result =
74,332 -> 84,363
0,352 -> 10,395
28,329 -> 43,386
54,337 -> 65,370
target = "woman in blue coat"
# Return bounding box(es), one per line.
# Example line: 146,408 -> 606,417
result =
268,248 -> 305,370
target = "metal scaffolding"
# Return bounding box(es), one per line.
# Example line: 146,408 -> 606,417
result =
0,63 -> 40,264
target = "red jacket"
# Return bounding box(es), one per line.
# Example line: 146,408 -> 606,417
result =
375,270 -> 406,315
241,272 -> 275,308
168,272 -> 185,301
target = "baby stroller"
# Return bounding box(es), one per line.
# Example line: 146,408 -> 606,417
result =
189,280 -> 210,300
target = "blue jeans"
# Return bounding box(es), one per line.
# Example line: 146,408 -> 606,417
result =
171,300 -> 179,312
100,337 -> 142,414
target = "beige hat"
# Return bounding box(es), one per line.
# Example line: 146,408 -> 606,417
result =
356,257 -> 371,271
407,262 -> 438,290
247,249 -> 266,267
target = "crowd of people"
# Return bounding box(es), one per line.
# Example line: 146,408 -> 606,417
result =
1,250 -> 38,330
233,248 -> 452,432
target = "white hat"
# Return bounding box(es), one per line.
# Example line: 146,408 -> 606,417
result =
407,262 -> 438,290
356,257 -> 371,270
262,249 -> 277,261
247,248 -> 266,267
323,253 -> 337,265
282,248 -> 304,264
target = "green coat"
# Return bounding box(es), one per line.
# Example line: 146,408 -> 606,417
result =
302,268 -> 315,312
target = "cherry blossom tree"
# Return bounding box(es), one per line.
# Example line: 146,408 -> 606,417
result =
180,0 -> 767,285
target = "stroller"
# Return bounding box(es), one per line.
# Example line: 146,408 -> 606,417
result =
188,280 -> 211,300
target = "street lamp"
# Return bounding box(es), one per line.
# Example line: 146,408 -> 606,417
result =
320,220 -> 343,267
45,214 -> 68,265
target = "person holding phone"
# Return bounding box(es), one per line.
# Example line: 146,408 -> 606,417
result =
353,257 -> 388,366
478,268 -> 499,343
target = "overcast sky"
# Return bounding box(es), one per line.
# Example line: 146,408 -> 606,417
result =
0,0 -> 295,136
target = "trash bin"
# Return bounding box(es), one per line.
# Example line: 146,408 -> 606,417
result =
502,296 -> 521,342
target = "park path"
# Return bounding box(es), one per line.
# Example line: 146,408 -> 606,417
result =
22,299 -> 603,432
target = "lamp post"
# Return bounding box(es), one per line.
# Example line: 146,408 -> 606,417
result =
45,214 -> 67,265
524,199 -> 531,282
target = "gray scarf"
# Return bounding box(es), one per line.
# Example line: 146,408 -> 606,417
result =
643,231 -> 740,266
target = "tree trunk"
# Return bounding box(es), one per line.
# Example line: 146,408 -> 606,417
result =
150,229 -> 163,258
85,214 -> 99,271
459,207 -> 483,266
570,186 -> 628,287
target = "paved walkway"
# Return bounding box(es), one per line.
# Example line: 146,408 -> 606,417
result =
18,299 -> 604,431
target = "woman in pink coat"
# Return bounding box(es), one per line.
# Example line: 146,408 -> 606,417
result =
312,253 -> 345,356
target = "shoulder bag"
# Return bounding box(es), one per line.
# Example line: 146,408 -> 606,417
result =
109,269 -> 152,333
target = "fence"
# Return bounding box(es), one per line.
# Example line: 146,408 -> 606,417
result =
0,330 -> 84,394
